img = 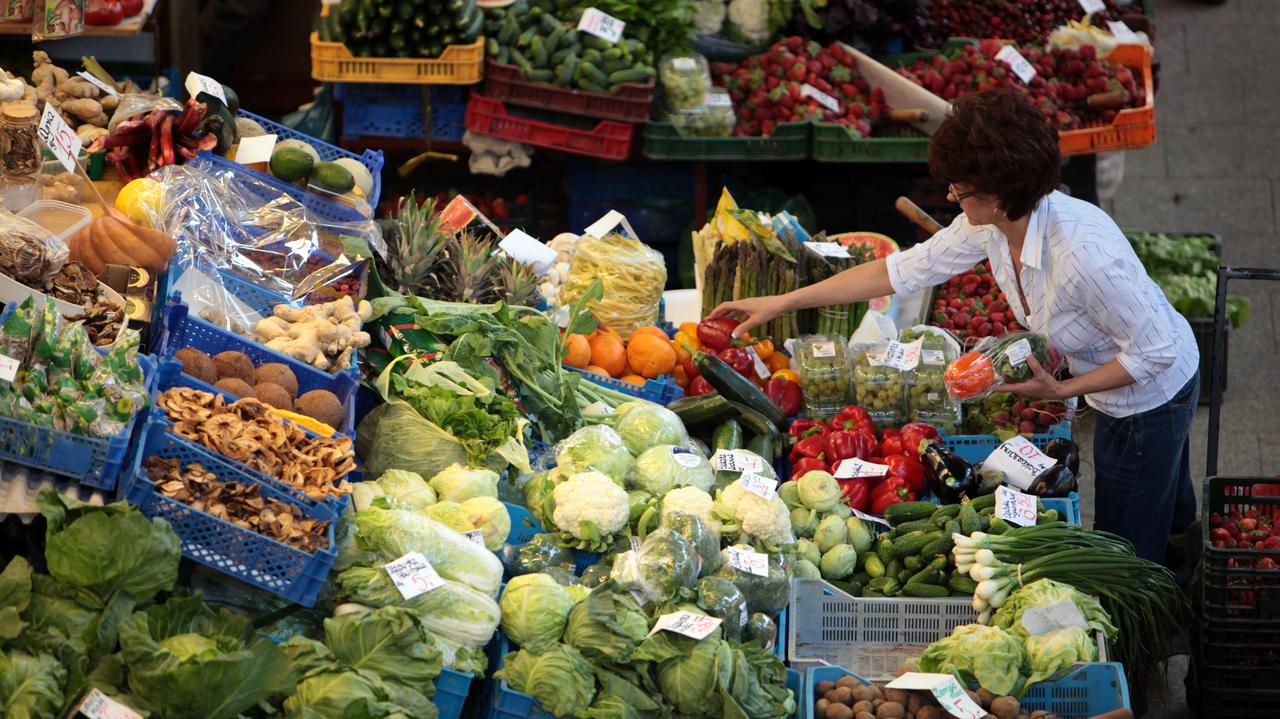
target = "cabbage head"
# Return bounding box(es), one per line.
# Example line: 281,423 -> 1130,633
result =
918,623 -> 1028,697
283,669 -> 435,719
990,578 -> 1118,641
423,497 -> 510,551
797,471 -> 841,511
353,505 -> 503,595
712,544 -> 790,616
563,585 -> 650,664
629,445 -> 714,494
427,464 -> 499,502
335,565 -> 500,649
1025,626 -> 1097,685
496,643 -> 597,718
500,574 -> 577,652
555,425 -> 635,483
0,652 -> 65,719
613,402 -> 689,455
322,606 -> 444,690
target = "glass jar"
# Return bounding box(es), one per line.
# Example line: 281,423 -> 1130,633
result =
0,104 -> 41,185
792,334 -> 851,420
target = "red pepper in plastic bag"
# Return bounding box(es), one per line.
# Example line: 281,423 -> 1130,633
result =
718,347 -> 754,377
790,456 -> 829,481
839,477 -> 871,512
697,317 -> 738,351
688,376 -> 714,397
788,419 -> 828,441
86,0 -> 124,25
765,377 -> 803,417
884,454 -> 926,494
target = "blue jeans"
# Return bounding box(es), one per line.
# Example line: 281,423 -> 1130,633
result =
1092,373 -> 1199,565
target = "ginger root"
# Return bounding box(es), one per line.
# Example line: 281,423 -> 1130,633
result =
76,124 -> 109,145
53,76 -> 99,101
60,97 -> 104,121
254,296 -> 372,372
31,51 -> 67,103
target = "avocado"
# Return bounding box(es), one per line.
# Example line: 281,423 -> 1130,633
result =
269,147 -> 316,182
310,162 -> 356,194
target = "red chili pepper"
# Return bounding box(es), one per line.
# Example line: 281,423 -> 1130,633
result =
884,454 -> 926,495
826,430 -> 877,463
900,422 -> 940,457
718,347 -> 754,377
830,405 -> 873,431
765,377 -> 803,417
788,419 -> 828,441
870,476 -> 917,515
879,435 -> 904,457
697,317 -> 738,351
687,376 -> 714,397
838,477 -> 871,512
790,434 -> 828,465
790,456 -> 829,481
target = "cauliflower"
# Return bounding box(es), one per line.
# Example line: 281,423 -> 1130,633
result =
692,0 -> 726,36
552,471 -> 631,551
661,486 -> 718,530
714,481 -> 795,549
726,0 -> 770,45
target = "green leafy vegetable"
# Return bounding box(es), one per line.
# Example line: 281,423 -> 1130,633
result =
990,578 -> 1118,641
500,573 -> 577,652
612,402 -> 689,456
496,643 -> 598,718
556,425 -> 635,484
562,586 -> 650,667
1024,627 -> 1096,685
918,623 -> 1028,697
0,651 -> 66,719
322,606 -> 444,695
334,564 -> 500,650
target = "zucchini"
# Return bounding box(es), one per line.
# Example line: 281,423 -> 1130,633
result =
725,401 -> 778,443
903,582 -> 950,597
883,501 -> 937,525
746,432 -> 776,461
863,554 -> 885,578
948,574 -> 979,594
668,393 -> 737,432
712,420 -> 744,453
693,353 -> 787,431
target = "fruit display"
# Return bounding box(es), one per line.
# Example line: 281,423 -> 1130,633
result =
562,325 -> 677,386
925,0 -> 1144,47
318,0 -> 484,59
901,327 -> 962,432
931,260 -> 1023,345
793,335 -> 852,419
851,345 -> 906,428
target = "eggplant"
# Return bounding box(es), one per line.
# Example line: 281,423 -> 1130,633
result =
1028,464 -> 1077,498
1043,438 -> 1080,475
920,440 -> 977,504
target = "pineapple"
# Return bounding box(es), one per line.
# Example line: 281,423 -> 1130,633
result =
386,192 -> 449,296
497,254 -> 542,308
446,229 -> 499,304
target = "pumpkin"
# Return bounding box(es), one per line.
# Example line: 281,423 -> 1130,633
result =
563,333 -> 591,368
69,212 -> 176,275
588,332 -> 627,377
626,333 -> 677,379
618,374 -> 646,387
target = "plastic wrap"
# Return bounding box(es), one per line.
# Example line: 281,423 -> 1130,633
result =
553,425 -> 634,484
944,332 -> 1057,401
659,53 -> 712,112
664,88 -> 735,137
108,94 -> 184,131
712,545 -> 790,616
502,533 -> 576,578
0,209 -> 69,288
170,265 -> 264,336
660,510 -> 721,577
696,576 -> 747,641
904,325 -> 963,432
791,335 -> 851,421
611,527 -> 701,603
562,231 -> 666,341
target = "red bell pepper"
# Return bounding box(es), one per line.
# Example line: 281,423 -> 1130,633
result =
697,317 -> 738,351
765,377 -> 803,417
790,456 -> 830,481
900,422 -> 940,457
718,347 -> 754,377
882,428 -> 901,439
827,429 -> 877,463
86,0 -> 124,25
687,376 -> 714,397
788,419 -> 828,441
870,476 -> 918,515
682,356 -> 700,380
884,454 -> 926,494
831,405 -> 873,430
120,0 -> 143,15
790,434 -> 828,465
879,435 -> 904,457
838,477 -> 871,512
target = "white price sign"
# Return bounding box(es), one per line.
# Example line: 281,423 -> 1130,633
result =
0,355 -> 19,383
921,349 -> 946,366
887,674 -> 984,719
996,485 -> 1039,527
995,45 -> 1037,84
850,506 -> 892,527
385,551 -> 444,600
1021,598 -> 1089,636
712,450 -> 765,474
866,338 -> 923,371
1079,0 -> 1107,14
185,71 -> 227,105
77,71 -> 118,96
833,458 -> 889,479
983,436 -> 1057,491
1108,20 -> 1139,43
810,341 -> 837,358
37,102 -> 82,173
738,471 -> 778,500
577,7 -> 625,44
751,347 -> 771,380
726,547 -> 769,577
801,83 -> 840,113
464,529 -> 486,547
499,229 -> 558,275
78,689 -> 142,719
672,57 -> 697,71
649,611 -> 723,639
805,241 -> 852,259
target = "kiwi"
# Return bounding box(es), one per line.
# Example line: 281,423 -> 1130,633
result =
213,351 -> 256,385
175,347 -> 216,384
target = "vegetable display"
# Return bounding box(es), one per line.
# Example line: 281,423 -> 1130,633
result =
1126,230 -> 1250,329
812,673 -> 1070,719
320,0 -> 484,59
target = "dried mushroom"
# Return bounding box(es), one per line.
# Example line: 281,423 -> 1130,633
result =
143,456 -> 329,553
0,212 -> 68,286
47,261 -> 99,306
68,299 -> 123,347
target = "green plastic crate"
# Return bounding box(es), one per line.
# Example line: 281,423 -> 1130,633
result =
641,121 -> 810,161
812,124 -> 930,163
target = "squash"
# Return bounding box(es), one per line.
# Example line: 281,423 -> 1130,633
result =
69,213 -> 175,274
626,333 -> 677,379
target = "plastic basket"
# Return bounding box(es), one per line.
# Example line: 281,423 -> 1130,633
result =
801,663 -> 1129,719
125,419 -> 339,607
1042,491 -> 1082,527
483,59 -> 655,123
310,12 -> 484,86
1201,475 -> 1280,621
152,302 -> 358,435
465,94 -> 634,160
811,123 -> 930,163
1058,44 -> 1156,156
236,108 -> 384,209
338,84 -> 468,141
641,121 -> 809,161
196,148 -> 375,225
941,420 -> 1072,464
564,366 -> 684,405
434,667 -> 473,719
787,579 -> 1106,681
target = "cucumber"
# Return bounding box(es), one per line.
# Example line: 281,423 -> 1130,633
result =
987,518 -> 1011,535
891,531 -> 941,560
948,574 -> 979,594
851,572 -> 871,586
958,503 -> 980,535
583,34 -> 613,50
576,78 -> 609,93
903,555 -> 923,571
933,504 -> 962,519
867,576 -> 892,591
943,519 -> 960,538
863,554 -> 885,578
746,432 -> 776,461
712,420 -> 744,453
668,393 -> 737,432
601,59 -> 628,74
969,493 -> 997,512
486,37 -> 500,55
608,67 -> 652,84
693,353 -> 787,431
579,60 -> 609,86
884,558 -> 901,578
459,7 -> 484,40
920,534 -> 954,558
883,501 -> 937,525
875,537 -> 894,563
882,578 -> 902,596
554,55 -> 578,85
725,401 -> 777,443
525,69 -> 554,82
516,25 -> 536,47
891,519 -> 935,536
903,582 -> 950,597
530,36 -> 549,66
909,556 -> 947,585
545,24 -> 566,53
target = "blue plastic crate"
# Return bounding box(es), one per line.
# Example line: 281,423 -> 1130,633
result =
340,85 -> 468,141
942,421 -> 1072,464
153,302 -> 358,434
434,667 -> 473,719
1043,491 -> 1082,527
800,663 -> 1129,719
565,366 -> 684,405
125,419 -> 339,607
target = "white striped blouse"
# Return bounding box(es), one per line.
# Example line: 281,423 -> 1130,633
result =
885,190 -> 1199,418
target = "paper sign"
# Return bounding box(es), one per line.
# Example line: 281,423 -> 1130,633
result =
234,133 -> 277,165
0,355 -> 19,383
583,209 -> 635,240
805,242 -> 852,259
385,552 -> 444,600
77,71 -> 118,96
833,458 -> 890,479
1021,598 -> 1089,636
185,71 -> 227,104
672,447 -> 703,468
727,546 -> 770,577
738,471 -> 778,500
801,83 -> 840,113
583,400 -> 614,415
649,611 -> 723,639
712,450 -> 765,474
673,57 -> 697,71
78,689 -> 142,719
464,529 -> 486,547
851,506 -> 892,527
996,485 -> 1039,527
984,436 -> 1057,490
867,338 -> 923,371
1003,337 -> 1032,367
995,45 -> 1037,84
1108,20 -> 1139,43
810,341 -> 837,358
886,674 -> 984,719
921,349 -> 946,366
499,229 -> 558,275
705,92 -> 733,108
751,347 -> 771,379
1078,0 -> 1106,13
37,102 -> 82,173
577,7 -> 625,44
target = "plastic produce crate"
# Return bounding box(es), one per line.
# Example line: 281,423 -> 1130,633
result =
336,84 -> 468,141
811,124 -> 930,163
1201,475 -> 1280,621
124,419 -> 339,607
309,4 -> 484,86
1058,43 -> 1156,156
434,667 -> 473,719
565,366 -> 684,405
465,94 -> 634,160
641,121 -> 809,161
800,663 -> 1129,719
941,420 -> 1072,464
483,59 -> 655,123
237,108 -> 384,209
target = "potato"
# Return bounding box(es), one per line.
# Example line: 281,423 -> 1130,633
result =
915,707 -> 945,719
817,699 -> 830,715
990,695 -> 1020,719
875,701 -> 906,719
817,681 -> 837,695
838,675 -> 863,690
853,700 -> 874,715
976,689 -> 996,710
869,685 -> 886,700
853,686 -> 879,703
873,698 -> 885,708
856,713 -> 877,719
831,686 -> 854,706
884,689 -> 909,705
826,703 -> 854,719
906,693 -> 924,714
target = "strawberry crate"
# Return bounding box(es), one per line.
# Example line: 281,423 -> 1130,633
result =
812,123 -> 930,163
465,94 -> 634,160
483,59 -> 655,123
641,121 -> 810,161
335,84 -> 468,141
1201,476 -> 1280,622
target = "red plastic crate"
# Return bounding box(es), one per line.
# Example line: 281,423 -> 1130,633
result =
464,94 -> 633,160
483,59 -> 654,123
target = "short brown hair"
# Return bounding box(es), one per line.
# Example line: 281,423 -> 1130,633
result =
928,88 -> 1061,221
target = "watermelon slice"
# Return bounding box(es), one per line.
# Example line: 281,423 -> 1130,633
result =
831,231 -> 900,311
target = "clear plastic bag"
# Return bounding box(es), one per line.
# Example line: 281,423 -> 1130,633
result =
664,87 -> 735,137
562,230 -> 666,342
944,331 -> 1057,401
902,325 -> 963,432
851,341 -> 907,428
696,576 -> 747,641
108,94 -> 184,131
502,533 -> 576,578
659,53 -> 712,113
611,527 -> 701,603
170,265 -> 264,335
0,209 -> 69,288
660,510 -> 721,577
791,334 -> 851,420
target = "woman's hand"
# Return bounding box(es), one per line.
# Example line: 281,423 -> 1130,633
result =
1001,356 -> 1067,401
708,295 -> 790,338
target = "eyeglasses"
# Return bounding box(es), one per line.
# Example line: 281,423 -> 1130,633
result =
948,184 -> 979,202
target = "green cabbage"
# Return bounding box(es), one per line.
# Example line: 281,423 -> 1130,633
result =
352,505 -> 503,595
990,578 -> 1118,641
613,402 -> 689,455
496,643 -> 597,718
562,586 -> 650,665
918,624 -> 1028,697
629,445 -> 713,494
334,564 -> 500,649
322,606 -> 444,690
0,651 -> 65,719
797,471 -> 841,511
500,574 -> 577,652
1025,627 -> 1097,685
282,669 -> 437,719
427,464 -> 500,502
0,556 -> 32,641
556,425 -> 635,483
745,612 -> 778,651
423,497 -> 511,551
372,469 -> 438,508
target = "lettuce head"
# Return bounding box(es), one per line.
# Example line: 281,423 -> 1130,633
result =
555,426 -> 634,483
427,464 -> 499,502
629,445 -> 713,494
613,402 -> 689,456
500,573 -> 577,652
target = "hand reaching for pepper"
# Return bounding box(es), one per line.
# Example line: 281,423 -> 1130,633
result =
709,296 -> 790,338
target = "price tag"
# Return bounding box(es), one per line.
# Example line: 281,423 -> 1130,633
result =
464,529 -> 486,547
996,485 -> 1039,527
712,450 -> 765,474
78,689 -> 142,719
672,447 -> 703,468
499,229 -> 559,275
995,45 -> 1037,84
234,133 -> 277,165
983,436 -> 1057,491
805,241 -> 852,259
833,458 -> 890,479
886,674 -> 984,719
727,546 -> 769,577
184,71 -> 227,105
751,347 -> 771,380
738,471 -> 778,500
1002,337 -> 1032,367
673,57 -> 697,71
810,341 -> 837,358
1078,0 -> 1106,14
801,83 -> 840,113
740,601 -> 749,626
385,551 -> 444,600
921,349 -> 946,366
583,401 -> 614,415
37,102 -> 82,173
866,338 -> 923,371
584,209 -> 630,239
629,535 -> 642,552
1108,20 -> 1139,43
705,92 -> 733,108
0,355 -> 19,383
649,611 -> 723,639
577,7 -> 625,44
1021,598 -> 1088,636
850,506 -> 892,527
77,71 -> 118,97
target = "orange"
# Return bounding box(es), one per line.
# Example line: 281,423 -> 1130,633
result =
618,374 -> 646,387
765,352 -> 790,373
626,333 -> 678,379
588,332 -> 628,377
585,364 -> 612,376
630,326 -> 671,343
771,368 -> 801,384
563,333 -> 591,368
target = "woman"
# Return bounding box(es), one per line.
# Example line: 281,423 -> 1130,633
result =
711,88 -> 1199,568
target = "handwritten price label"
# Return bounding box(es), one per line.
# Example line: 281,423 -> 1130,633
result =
996,485 -> 1039,527
464,529 -> 486,547
184,71 -> 227,105
78,689 -> 142,719
801,83 -> 840,113
650,611 -> 723,639
867,338 -> 923,371
984,436 -> 1057,491
995,45 -> 1037,84
833,458 -> 890,479
805,241 -> 853,259
887,674 -> 984,719
38,102 -> 82,173
577,7 -> 625,44
1078,0 -> 1106,14
727,547 -> 770,577
385,551 -> 444,600
712,450 -> 765,474
738,471 -> 778,500
0,355 -> 19,383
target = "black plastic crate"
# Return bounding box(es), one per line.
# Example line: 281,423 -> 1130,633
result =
1199,616 -> 1280,673
1198,685 -> 1280,719
1201,476 -> 1280,620
1190,317 -> 1226,405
